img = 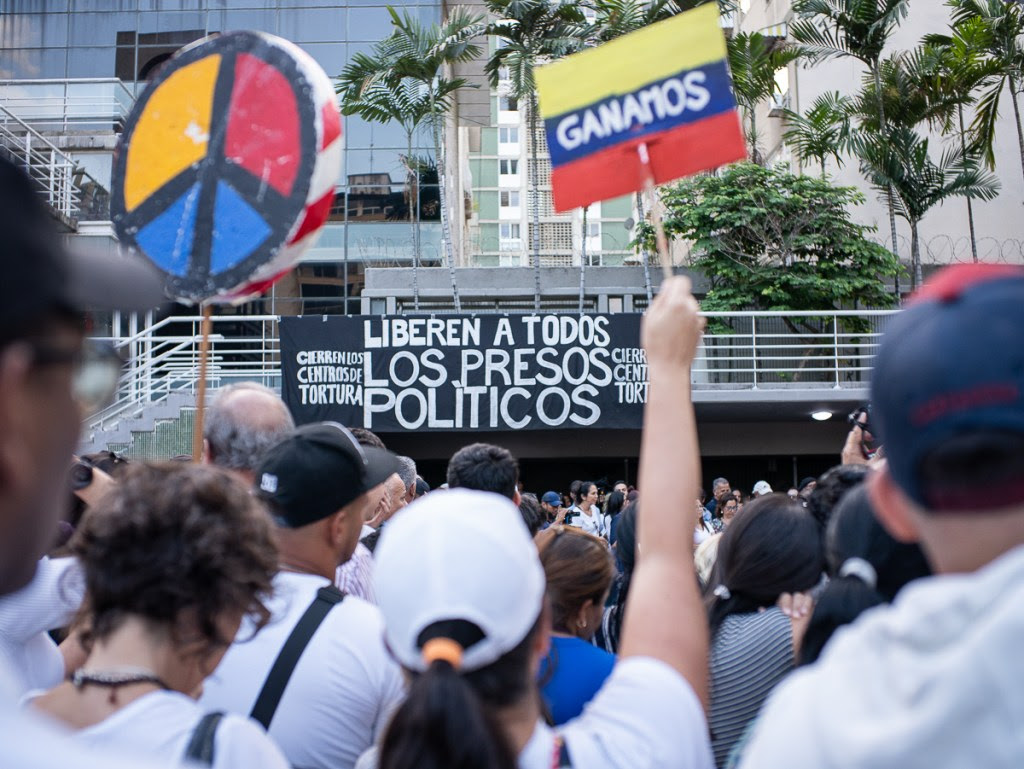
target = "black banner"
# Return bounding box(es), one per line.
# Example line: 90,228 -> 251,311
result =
280,314 -> 649,431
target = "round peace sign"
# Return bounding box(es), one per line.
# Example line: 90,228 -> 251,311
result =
112,31 -> 340,303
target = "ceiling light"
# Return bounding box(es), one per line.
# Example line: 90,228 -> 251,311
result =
811,410 -> 833,421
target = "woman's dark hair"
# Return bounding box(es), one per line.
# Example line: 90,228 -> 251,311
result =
379,616 -> 542,769
535,526 -> 614,634
517,493 -> 542,537
604,490 -> 626,518
70,462 -> 277,654
704,494 -> 824,638
806,464 -> 870,530
578,481 -> 597,503
799,485 -> 932,665
599,503 -> 638,653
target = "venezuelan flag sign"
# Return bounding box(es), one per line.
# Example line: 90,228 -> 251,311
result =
535,4 -> 746,212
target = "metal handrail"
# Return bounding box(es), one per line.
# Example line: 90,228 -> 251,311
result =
0,78 -> 135,132
0,103 -> 80,220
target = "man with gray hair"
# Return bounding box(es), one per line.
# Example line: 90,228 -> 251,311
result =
394,455 -> 417,506
203,382 -> 295,484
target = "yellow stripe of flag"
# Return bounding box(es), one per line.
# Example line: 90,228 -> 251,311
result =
535,4 -> 727,118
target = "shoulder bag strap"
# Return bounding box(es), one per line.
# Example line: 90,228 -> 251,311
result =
249,585 -> 346,730
183,711 -> 225,766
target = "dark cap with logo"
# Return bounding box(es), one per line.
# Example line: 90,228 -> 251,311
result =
256,422 -> 402,527
0,156 -> 164,344
871,264 -> 1024,510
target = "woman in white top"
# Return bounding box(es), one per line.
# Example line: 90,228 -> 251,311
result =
29,463 -> 289,769
572,482 -> 608,539
367,277 -> 714,769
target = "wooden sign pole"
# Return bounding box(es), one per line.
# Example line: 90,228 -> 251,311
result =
191,304 -> 213,462
637,142 -> 673,282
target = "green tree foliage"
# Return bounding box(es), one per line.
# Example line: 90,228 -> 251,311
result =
946,0 -> 1024,182
851,126 -> 1000,289
782,91 -> 851,177
337,56 -> 432,307
791,0 -> 909,287
727,32 -> 801,163
343,6 -> 486,311
637,163 -> 901,321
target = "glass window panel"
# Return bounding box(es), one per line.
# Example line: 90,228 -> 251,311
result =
137,0 -> 209,10
68,46 -> 116,77
69,12 -> 130,46
2,1 -> 70,11
217,9 -> 278,34
278,7 -> 344,43
345,148 -> 405,180
0,47 -> 67,79
137,11 -> 207,34
344,115 -> 415,153
347,7 -> 396,42
0,13 -> 69,48
347,221 -> 424,264
70,0 -> 137,11
296,42 -> 345,79
346,183 -> 402,222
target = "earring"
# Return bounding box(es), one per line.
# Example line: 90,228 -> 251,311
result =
578,618 -> 587,630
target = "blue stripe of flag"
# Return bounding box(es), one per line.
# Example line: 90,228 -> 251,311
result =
543,59 -> 736,169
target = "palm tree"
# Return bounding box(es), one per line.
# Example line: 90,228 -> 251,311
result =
485,0 -> 588,310
727,32 -> 802,163
791,0 -> 909,294
852,125 -> 1000,290
910,31 -> 1001,260
376,6 -> 487,312
782,91 -> 850,177
338,56 -> 432,308
947,0 -> 1024,186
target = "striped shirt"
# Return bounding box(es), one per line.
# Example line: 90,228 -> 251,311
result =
335,543 -> 376,604
708,608 -> 793,768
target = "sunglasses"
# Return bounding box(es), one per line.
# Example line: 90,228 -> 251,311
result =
30,339 -> 124,415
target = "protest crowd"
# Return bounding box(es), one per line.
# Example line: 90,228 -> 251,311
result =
2,138 -> 1023,769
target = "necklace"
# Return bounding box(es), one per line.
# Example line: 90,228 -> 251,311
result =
71,667 -> 171,704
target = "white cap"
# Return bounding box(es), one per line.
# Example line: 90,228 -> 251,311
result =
374,488 -> 546,673
752,480 -> 772,496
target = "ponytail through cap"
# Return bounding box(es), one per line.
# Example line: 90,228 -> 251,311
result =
422,637 -> 464,670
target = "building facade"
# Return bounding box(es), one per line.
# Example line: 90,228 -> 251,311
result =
0,0 -> 445,319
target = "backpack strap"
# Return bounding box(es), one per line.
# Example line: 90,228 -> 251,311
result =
551,735 -> 573,768
558,739 -> 573,768
183,711 -> 225,766
249,585 -> 345,730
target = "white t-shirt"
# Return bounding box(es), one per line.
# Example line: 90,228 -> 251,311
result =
31,689 -> 288,769
0,659 -> 163,769
571,507 -> 608,539
356,656 -> 713,769
199,571 -> 405,769
735,544 -> 1024,769
0,557 -> 84,695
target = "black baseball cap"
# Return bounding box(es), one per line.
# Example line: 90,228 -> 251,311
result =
256,422 -> 402,528
0,156 -> 164,344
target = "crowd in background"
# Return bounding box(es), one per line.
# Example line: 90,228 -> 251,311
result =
2,154 -> 1023,769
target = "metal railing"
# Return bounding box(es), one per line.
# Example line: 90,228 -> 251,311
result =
0,79 -> 135,133
86,309 -> 895,442
692,310 -> 892,390
87,315 -> 282,436
0,104 -> 81,222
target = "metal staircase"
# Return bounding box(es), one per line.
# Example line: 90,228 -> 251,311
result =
0,103 -> 82,229
80,315 -> 282,458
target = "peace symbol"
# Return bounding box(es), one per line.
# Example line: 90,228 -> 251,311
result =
112,31 -> 319,303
